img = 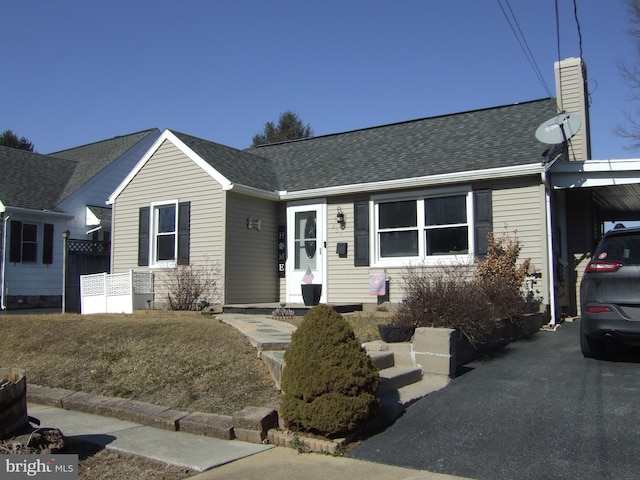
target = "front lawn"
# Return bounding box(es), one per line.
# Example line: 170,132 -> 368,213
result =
0,311 -> 281,415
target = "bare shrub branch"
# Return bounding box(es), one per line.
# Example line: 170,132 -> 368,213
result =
392,232 -> 534,345
163,261 -> 221,311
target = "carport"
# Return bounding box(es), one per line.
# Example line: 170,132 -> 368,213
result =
549,158 -> 640,316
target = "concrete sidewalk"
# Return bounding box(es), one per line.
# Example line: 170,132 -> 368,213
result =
27,403 -> 272,472
189,445 -> 474,480
28,403 -> 472,480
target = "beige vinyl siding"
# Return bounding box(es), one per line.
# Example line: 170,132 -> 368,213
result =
225,192 -> 278,303
111,140 -> 226,307
326,198 -> 372,303
324,181 -> 549,308
492,180 -> 548,305
325,196 -> 405,305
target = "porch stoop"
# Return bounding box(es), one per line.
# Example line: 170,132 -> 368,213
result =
362,340 -> 450,424
218,314 -> 449,427
262,341 -> 448,425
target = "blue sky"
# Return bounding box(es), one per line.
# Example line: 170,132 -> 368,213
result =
1,1 -> 636,159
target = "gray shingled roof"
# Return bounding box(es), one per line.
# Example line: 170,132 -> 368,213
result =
50,129 -> 160,201
1,129 -> 160,212
172,131 -> 279,192
87,205 -> 112,223
247,98 -> 559,193
0,146 -> 77,212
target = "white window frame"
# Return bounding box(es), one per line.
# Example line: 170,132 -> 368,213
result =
150,200 -> 178,268
372,187 -> 475,267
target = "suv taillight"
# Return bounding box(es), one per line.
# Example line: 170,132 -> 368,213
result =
586,305 -> 612,314
585,260 -> 623,273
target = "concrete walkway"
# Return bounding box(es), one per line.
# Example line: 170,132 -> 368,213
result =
216,313 -> 296,350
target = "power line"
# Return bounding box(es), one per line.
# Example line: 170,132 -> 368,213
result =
573,0 -> 584,60
497,0 -> 554,98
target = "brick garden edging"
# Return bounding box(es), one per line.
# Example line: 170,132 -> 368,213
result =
27,384 -> 277,444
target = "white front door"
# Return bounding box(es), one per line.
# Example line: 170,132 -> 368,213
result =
287,202 -> 326,304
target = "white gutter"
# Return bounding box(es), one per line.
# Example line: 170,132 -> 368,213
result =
279,163 -> 545,200
2,206 -> 73,219
541,153 -> 563,327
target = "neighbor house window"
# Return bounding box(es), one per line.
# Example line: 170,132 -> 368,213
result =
138,201 -> 190,267
21,223 -> 38,262
375,191 -> 471,264
9,220 -> 54,264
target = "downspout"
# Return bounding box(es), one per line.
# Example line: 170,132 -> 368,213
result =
1,213 -> 10,311
541,154 -> 562,327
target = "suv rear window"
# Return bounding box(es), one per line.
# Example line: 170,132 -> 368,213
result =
595,232 -> 640,265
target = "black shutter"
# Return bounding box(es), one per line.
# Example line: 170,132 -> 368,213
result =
354,200 -> 370,266
473,189 -> 492,258
9,220 -> 22,263
177,202 -> 190,265
43,223 -> 54,264
138,207 -> 150,266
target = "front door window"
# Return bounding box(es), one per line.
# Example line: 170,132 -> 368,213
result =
288,203 -> 325,303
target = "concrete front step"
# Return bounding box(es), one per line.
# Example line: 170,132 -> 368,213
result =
367,350 -> 395,370
377,365 -> 423,396
377,374 -> 450,423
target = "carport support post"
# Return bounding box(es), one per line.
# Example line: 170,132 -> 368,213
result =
62,230 -> 69,314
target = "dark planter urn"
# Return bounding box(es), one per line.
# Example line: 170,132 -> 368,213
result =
378,324 -> 415,343
301,284 -> 322,306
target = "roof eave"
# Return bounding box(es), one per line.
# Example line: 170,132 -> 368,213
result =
108,129 -> 233,204
228,183 -> 280,201
279,163 -> 545,200
1,206 -> 74,219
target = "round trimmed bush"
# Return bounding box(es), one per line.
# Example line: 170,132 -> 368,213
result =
280,304 -> 380,437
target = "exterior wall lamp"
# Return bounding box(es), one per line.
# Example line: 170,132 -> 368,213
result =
336,207 -> 345,230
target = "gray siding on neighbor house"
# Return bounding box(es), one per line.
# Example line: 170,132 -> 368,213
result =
225,192 -> 278,303
111,140 -> 226,306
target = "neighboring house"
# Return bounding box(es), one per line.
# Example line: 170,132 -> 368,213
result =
0,128 -> 162,311
108,61 -> 597,323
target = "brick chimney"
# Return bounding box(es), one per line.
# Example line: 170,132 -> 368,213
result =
554,57 -> 592,160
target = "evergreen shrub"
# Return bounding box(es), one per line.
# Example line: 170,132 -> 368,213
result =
280,304 -> 380,437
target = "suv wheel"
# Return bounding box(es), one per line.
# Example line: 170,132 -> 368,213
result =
580,322 -> 604,358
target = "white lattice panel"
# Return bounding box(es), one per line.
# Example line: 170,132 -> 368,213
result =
133,272 -> 154,294
106,273 -> 131,296
80,274 -> 106,296
80,270 -> 154,314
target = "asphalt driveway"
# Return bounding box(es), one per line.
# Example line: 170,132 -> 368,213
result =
350,319 -> 640,480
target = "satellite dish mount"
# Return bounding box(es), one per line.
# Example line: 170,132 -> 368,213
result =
535,112 -> 582,145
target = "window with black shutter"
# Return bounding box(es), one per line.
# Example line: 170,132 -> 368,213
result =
354,200 -> 370,266
473,189 -> 492,258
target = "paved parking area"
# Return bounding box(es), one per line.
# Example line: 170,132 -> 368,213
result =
350,320 -> 640,480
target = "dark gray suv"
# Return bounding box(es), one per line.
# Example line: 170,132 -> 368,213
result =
580,226 -> 640,358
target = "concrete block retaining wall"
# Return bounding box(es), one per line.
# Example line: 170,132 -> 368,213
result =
27,384 -> 275,444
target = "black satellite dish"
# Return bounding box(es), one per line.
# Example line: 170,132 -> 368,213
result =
535,112 -> 582,145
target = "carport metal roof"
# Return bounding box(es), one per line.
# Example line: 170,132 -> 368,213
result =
550,159 -> 640,220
